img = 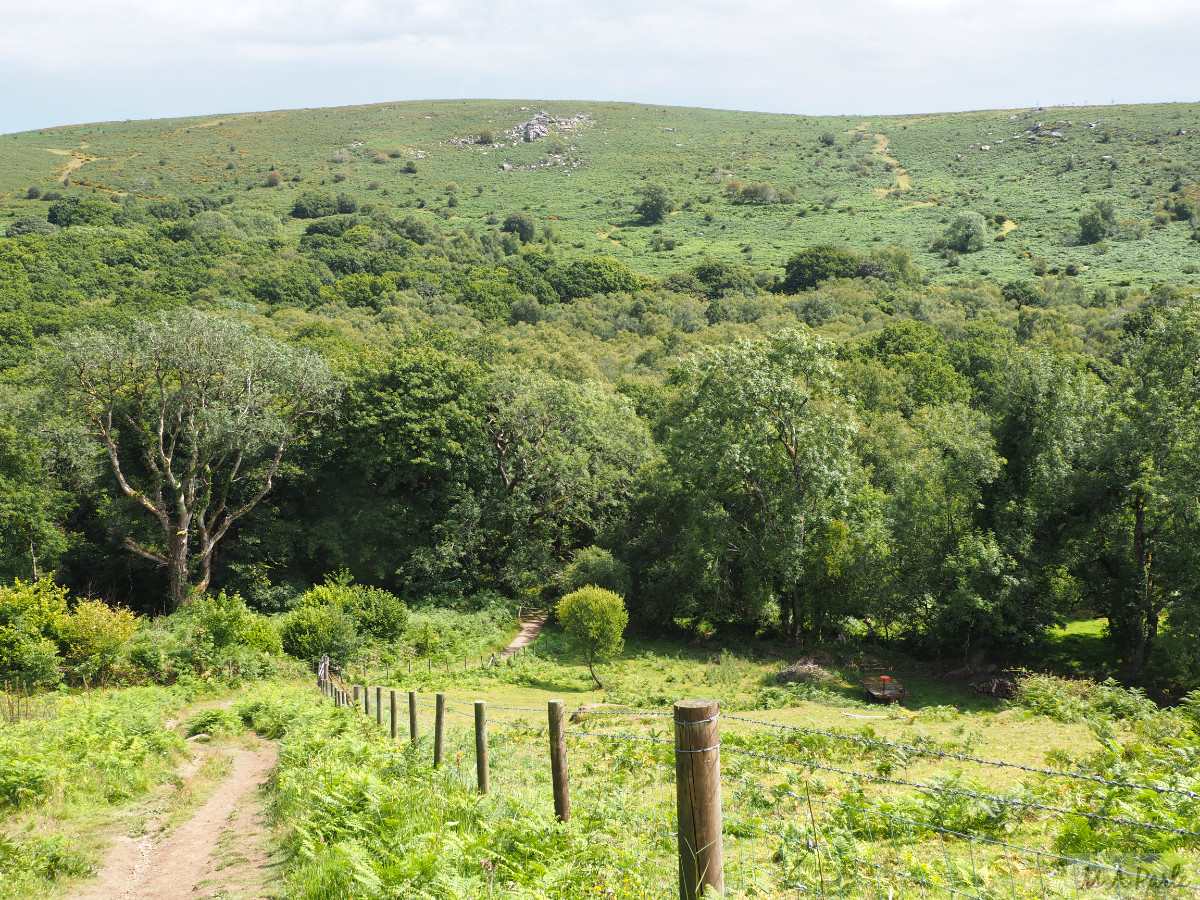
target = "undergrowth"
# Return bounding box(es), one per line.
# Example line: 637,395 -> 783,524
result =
0,684 -> 194,899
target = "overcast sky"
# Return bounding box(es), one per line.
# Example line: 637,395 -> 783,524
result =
3,0 -> 1197,134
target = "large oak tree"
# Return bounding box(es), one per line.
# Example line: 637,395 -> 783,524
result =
45,310 -> 338,605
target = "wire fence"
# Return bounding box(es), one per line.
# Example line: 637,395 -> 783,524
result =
318,673 -> 1200,900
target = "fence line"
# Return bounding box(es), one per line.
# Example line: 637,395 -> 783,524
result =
440,698 -> 1197,800
720,712 -> 1200,801
314,670 -> 1200,899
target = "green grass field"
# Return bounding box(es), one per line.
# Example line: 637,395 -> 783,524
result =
3,98 -> 1199,288
5,629 -> 1197,899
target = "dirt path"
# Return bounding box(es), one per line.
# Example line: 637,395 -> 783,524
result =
40,147 -> 97,180
502,613 -> 546,658
74,740 -> 279,900
870,134 -> 913,196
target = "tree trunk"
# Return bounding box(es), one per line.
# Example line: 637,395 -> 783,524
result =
168,530 -> 191,604
29,527 -> 39,582
1127,493 -> 1154,674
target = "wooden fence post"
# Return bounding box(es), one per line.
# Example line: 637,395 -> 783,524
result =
548,699 -> 570,822
474,700 -> 489,795
375,687 -> 383,726
390,690 -> 398,740
675,698 -> 723,900
408,691 -> 419,743
364,686 -> 371,717
434,692 -> 446,767
353,685 -> 360,711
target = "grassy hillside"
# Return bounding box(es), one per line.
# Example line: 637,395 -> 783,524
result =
3,98 -> 1199,287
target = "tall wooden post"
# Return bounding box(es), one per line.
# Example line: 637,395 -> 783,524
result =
548,699 -> 570,822
408,691 -> 419,743
375,687 -> 383,726
389,690 -> 398,740
474,700 -> 489,795
434,692 -> 446,767
364,686 -> 371,717
353,685 -> 361,711
675,698 -> 723,900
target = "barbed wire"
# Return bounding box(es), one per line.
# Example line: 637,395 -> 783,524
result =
719,744 -> 1200,839
428,696 -> 1198,800
318,682 -> 1200,897
722,712 -> 1200,800
722,772 -> 1200,892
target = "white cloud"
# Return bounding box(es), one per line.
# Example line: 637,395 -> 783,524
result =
1,0 -> 1197,131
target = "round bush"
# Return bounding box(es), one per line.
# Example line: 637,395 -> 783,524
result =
58,599 -> 138,683
279,604 -> 358,662
179,591 -> 281,652
560,546 -> 631,598
5,216 -> 57,238
0,625 -> 61,689
344,586 -> 408,641
294,579 -> 408,641
556,586 -> 628,687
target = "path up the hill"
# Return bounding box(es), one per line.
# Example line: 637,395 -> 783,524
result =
75,739 -> 278,900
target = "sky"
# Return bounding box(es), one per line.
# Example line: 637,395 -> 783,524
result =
2,0 -> 1198,134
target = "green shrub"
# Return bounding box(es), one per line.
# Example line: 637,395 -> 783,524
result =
342,586 -> 408,641
294,575 -> 408,641
46,198 -> 115,227
635,182 -> 674,224
5,216 -> 57,237
549,256 -> 641,299
1012,673 -> 1156,723
0,626 -> 60,689
559,546 -> 631,598
501,212 -> 536,243
57,599 -> 138,684
779,244 -> 862,293
943,211 -> 988,253
280,604 -> 359,663
0,579 -> 68,635
556,586 -> 627,688
178,591 -> 282,653
290,191 -> 338,219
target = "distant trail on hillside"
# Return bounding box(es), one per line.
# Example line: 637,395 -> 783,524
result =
75,739 -> 278,900
503,612 -> 546,658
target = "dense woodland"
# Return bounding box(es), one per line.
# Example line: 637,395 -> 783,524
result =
2,101 -> 1199,696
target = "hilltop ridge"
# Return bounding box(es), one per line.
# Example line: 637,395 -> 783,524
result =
3,98 -> 1198,286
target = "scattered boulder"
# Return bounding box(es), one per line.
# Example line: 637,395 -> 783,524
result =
776,658 -> 833,685
501,163 -> 512,171
508,111 -> 588,144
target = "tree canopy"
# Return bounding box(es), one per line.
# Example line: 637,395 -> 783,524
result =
42,310 -> 339,604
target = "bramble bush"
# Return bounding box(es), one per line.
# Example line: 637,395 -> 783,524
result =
1011,672 -> 1156,723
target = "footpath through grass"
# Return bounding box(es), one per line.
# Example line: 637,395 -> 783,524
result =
0,683 -> 217,898
8,637 -> 1200,899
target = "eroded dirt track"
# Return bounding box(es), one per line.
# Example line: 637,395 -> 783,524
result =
74,741 -> 278,900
